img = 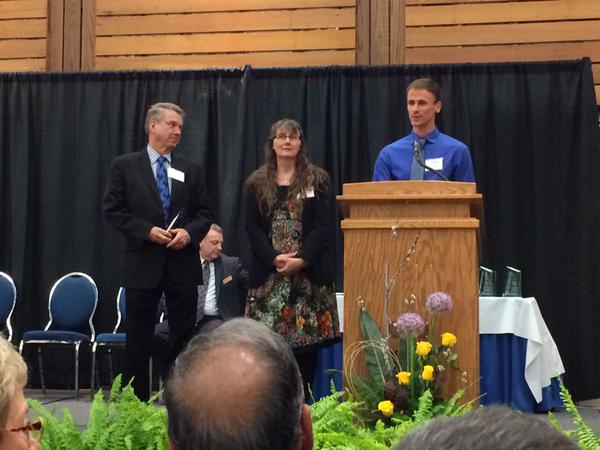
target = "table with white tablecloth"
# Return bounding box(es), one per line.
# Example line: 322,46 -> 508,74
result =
479,296 -> 564,411
313,295 -> 565,411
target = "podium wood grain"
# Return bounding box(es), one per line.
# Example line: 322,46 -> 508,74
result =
338,181 -> 482,404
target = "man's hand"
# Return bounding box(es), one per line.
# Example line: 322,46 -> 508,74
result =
167,228 -> 191,250
148,226 -> 173,245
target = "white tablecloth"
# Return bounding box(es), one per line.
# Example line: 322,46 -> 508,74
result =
479,296 -> 565,402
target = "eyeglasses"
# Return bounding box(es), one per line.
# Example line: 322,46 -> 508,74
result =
9,418 -> 44,442
274,134 -> 300,142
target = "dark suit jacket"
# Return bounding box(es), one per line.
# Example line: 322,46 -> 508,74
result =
155,254 -> 248,329
103,150 -> 213,289
245,175 -> 335,288
211,254 -> 249,319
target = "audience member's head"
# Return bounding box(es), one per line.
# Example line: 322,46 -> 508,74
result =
165,318 -> 313,450
395,405 -> 577,450
0,336 -> 41,450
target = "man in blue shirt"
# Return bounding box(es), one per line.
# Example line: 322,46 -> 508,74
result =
373,78 -> 475,182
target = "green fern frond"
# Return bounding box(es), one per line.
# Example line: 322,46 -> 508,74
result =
29,376 -> 168,450
550,379 -> 600,450
412,389 -> 433,423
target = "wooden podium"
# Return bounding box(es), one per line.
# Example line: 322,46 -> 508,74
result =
337,181 -> 482,402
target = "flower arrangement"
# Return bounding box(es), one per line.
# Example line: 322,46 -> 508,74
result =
345,291 -> 467,423
344,230 -> 470,424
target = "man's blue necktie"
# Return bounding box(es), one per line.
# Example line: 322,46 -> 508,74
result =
156,156 -> 170,225
410,139 -> 426,180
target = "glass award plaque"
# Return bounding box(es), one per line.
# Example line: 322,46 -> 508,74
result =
479,266 -> 496,296
502,266 -> 522,297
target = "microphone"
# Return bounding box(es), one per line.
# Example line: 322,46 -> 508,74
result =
413,139 -> 421,157
413,139 -> 449,181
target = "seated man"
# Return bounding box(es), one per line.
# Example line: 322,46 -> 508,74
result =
165,318 -> 313,450
153,223 -> 248,380
395,404 -> 577,449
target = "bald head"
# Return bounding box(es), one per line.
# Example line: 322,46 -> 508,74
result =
173,343 -> 270,432
165,319 -> 310,450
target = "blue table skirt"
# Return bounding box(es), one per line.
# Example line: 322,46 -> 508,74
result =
480,333 -> 563,412
312,334 -> 563,412
311,340 -> 343,402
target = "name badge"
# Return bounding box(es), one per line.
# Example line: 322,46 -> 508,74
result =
425,157 -> 443,171
298,188 -> 315,199
222,275 -> 233,285
168,167 -> 185,182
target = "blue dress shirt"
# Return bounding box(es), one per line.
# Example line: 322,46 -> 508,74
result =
372,128 -> 475,182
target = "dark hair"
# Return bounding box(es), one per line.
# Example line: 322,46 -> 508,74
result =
165,318 -> 305,450
395,405 -> 578,449
245,118 -> 329,216
406,78 -> 442,102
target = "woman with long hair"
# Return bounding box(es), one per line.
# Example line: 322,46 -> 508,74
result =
244,119 -> 340,392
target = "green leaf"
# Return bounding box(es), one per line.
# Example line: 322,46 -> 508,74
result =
29,375 -> 168,450
359,309 -> 391,387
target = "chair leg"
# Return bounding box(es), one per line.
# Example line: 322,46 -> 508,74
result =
149,357 -> 153,396
74,342 -> 80,400
107,348 -> 114,384
37,345 -> 46,395
90,343 -> 97,396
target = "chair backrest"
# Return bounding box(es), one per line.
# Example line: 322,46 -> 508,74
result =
0,271 -> 17,341
46,272 -> 98,340
113,287 -> 126,333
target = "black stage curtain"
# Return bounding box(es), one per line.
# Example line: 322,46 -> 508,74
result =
1,60 -> 598,399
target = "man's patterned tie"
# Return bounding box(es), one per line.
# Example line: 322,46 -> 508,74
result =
156,156 -> 170,225
196,261 -> 210,322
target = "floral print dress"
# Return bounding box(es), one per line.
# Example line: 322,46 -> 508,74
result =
245,187 -> 340,348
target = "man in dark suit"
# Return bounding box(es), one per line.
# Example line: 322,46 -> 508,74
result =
103,102 -> 213,401
154,223 -> 249,380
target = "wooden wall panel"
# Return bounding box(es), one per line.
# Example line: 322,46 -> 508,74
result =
0,0 -> 47,71
355,0 -> 405,65
95,0 -> 356,70
96,51 -> 355,71
405,0 -> 600,105
1,0 -> 598,104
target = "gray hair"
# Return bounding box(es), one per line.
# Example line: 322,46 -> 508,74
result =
165,318 -> 304,450
209,223 -> 223,234
396,405 -> 578,449
0,336 -> 27,432
144,102 -> 185,134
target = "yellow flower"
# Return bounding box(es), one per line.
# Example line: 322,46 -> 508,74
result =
378,400 -> 394,417
415,341 -> 432,356
441,332 -> 457,347
422,365 -> 435,381
396,371 -> 411,385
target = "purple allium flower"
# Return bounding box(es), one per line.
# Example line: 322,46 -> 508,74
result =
426,291 -> 453,313
393,312 -> 425,337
